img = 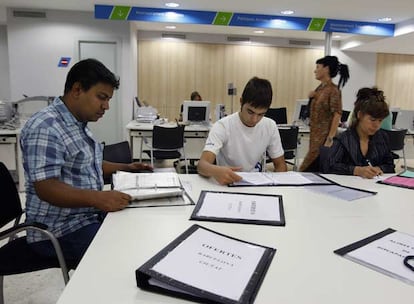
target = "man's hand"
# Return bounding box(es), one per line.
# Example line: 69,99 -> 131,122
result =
93,190 -> 131,212
213,166 -> 243,185
127,162 -> 153,172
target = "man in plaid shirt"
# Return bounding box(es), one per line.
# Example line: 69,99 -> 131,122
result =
20,59 -> 152,266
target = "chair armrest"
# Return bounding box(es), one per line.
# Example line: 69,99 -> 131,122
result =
0,222 -> 48,240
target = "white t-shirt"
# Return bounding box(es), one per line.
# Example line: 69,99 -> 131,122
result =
203,112 -> 284,172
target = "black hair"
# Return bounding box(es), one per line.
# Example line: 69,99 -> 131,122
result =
64,58 -> 120,94
316,55 -> 350,89
241,77 -> 273,109
190,91 -> 202,101
350,87 -> 390,128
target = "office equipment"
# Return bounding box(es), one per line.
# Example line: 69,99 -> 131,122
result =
383,128 -> 407,170
0,162 -> 76,304
142,124 -> 188,173
135,224 -> 275,304
182,100 -> 211,125
126,121 -> 210,161
341,110 -> 350,123
190,191 -> 285,226
291,99 -> 309,125
264,107 -> 287,124
334,228 -> 414,285
230,171 -> 333,187
278,126 -> 299,170
395,109 -> 414,131
135,106 -> 158,123
103,141 -> 133,185
215,103 -> 226,121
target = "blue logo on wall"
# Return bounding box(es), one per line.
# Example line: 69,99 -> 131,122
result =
58,57 -> 71,67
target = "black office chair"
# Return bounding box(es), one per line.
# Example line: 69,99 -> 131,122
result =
0,162 -> 75,304
341,110 -> 350,123
143,125 -> 188,174
265,107 -> 288,125
383,129 -> 407,170
103,141 -> 133,184
279,126 -> 299,171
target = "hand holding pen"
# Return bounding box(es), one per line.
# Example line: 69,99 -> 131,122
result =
354,160 -> 383,179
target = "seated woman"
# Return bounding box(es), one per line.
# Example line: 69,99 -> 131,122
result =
323,87 -> 395,178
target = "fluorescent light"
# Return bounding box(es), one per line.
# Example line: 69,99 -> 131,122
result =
280,10 -> 294,15
333,35 -> 341,39
165,2 -> 179,8
378,17 -> 392,22
254,30 -> 264,34
165,25 -> 176,29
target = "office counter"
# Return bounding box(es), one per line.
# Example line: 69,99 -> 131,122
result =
126,121 -> 210,161
57,174 -> 413,304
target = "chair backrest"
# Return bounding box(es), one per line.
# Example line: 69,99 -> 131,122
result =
152,125 -> 185,150
341,110 -> 350,123
265,107 -> 287,124
279,126 -> 299,151
383,129 -> 407,151
103,141 -> 132,164
0,162 -> 23,228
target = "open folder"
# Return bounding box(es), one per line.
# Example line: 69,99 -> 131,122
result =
136,224 -> 276,304
112,171 -> 193,207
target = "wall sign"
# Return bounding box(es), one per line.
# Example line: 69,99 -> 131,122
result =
95,5 -> 395,37
58,57 -> 71,67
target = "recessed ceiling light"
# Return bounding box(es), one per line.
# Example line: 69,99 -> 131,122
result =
280,10 -> 294,15
165,2 -> 179,8
254,30 -> 264,34
165,25 -> 176,29
378,17 -> 392,22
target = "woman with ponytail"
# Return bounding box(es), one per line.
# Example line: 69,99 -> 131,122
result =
300,55 -> 350,172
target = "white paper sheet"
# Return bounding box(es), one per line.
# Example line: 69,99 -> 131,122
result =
233,171 -> 314,186
306,185 -> 374,201
196,192 -> 281,222
346,231 -> 414,284
151,228 -> 266,301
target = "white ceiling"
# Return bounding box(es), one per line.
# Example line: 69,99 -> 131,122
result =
1,0 -> 414,54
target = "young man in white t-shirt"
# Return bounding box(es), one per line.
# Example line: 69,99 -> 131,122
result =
197,77 -> 287,185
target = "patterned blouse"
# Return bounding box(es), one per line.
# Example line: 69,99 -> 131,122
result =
300,81 -> 342,171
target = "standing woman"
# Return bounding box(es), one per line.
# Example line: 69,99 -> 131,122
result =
300,55 -> 349,172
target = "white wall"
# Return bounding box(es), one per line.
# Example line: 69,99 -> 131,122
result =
6,9 -> 136,139
0,25 -> 10,100
332,49 -> 377,110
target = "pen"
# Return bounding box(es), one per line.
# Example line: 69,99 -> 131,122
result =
367,160 -> 380,178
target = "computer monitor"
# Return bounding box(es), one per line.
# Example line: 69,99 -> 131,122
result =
265,107 -> 287,124
182,100 -> 211,125
292,99 -> 310,124
394,109 -> 414,131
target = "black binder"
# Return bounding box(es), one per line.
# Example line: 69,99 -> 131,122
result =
190,191 -> 285,226
136,224 -> 276,304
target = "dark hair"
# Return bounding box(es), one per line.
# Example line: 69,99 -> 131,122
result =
316,55 -> 350,89
190,91 -> 202,101
350,87 -> 390,128
64,58 -> 120,94
241,77 -> 273,109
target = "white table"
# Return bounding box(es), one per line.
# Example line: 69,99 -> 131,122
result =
126,121 -> 210,161
57,174 -> 414,304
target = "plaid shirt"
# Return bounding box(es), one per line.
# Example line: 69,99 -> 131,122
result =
20,97 -> 104,243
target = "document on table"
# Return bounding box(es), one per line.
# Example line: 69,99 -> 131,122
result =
136,225 -> 275,303
305,184 -> 376,201
231,171 -> 332,187
112,171 -> 181,191
335,229 -> 414,285
190,191 -> 285,226
378,171 -> 414,189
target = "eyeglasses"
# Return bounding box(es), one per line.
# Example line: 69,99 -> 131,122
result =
404,255 -> 414,272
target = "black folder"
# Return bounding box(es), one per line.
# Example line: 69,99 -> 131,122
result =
136,224 -> 276,304
190,191 -> 285,226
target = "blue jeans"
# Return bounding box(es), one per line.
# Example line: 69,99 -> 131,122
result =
29,222 -> 102,267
